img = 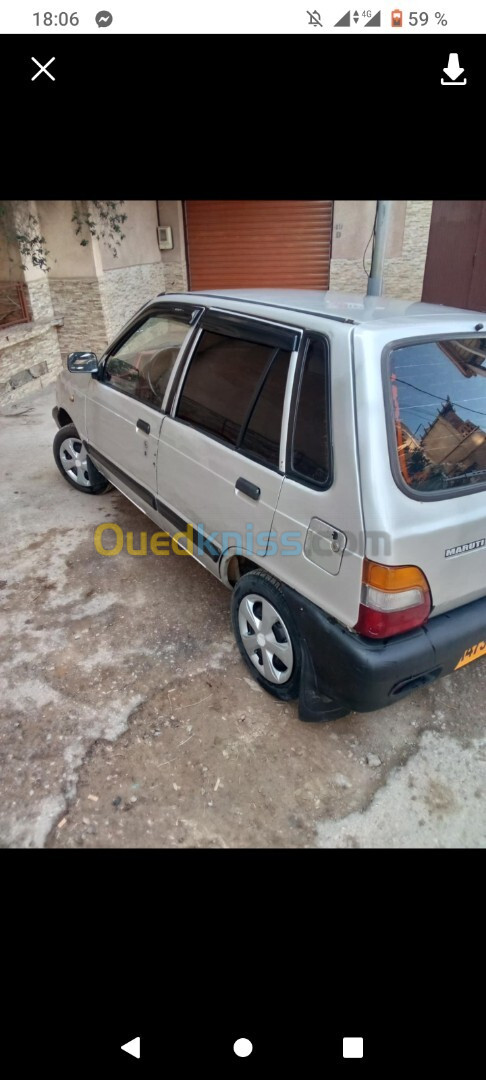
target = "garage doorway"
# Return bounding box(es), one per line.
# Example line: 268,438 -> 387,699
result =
184,200 -> 333,291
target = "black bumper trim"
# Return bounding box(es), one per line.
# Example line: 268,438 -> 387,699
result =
279,583 -> 486,717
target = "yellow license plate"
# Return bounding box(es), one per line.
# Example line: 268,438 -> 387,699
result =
455,640 -> 486,670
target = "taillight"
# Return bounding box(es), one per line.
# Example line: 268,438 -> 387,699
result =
355,559 -> 432,639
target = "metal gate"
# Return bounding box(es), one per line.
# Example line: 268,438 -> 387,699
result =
0,282 -> 31,328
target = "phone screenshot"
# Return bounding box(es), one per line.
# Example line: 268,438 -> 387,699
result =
0,4 -> 482,1074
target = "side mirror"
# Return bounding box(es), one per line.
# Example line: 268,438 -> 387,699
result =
67,351 -> 99,374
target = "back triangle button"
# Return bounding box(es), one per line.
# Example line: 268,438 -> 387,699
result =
121,1037 -> 141,1059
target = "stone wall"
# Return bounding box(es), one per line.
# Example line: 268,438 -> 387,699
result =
0,201 -> 185,404
382,201 -> 433,299
98,262 -> 167,341
48,278 -> 109,361
47,258 -> 187,359
98,260 -> 188,344
162,260 -> 188,296
329,258 -> 369,295
1,257 -> 190,406
26,278 -> 55,320
0,320 -> 63,405
330,201 -> 433,300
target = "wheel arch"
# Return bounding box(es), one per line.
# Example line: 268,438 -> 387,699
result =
221,549 -> 266,588
58,407 -> 74,428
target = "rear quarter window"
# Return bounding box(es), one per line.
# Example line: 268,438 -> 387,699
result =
290,336 -> 331,487
387,337 -> 486,496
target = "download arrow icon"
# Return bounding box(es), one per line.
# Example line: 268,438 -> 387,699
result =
442,53 -> 466,83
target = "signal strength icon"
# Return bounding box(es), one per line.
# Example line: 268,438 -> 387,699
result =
334,9 -> 381,25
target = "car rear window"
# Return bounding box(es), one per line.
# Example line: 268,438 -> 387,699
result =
388,337 -> 486,495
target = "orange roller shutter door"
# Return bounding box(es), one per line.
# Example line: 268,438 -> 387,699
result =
184,200 -> 333,291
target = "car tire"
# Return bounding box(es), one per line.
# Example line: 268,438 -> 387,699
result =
231,569 -> 301,701
53,423 -> 110,494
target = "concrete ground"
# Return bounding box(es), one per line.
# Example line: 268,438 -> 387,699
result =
0,387 -> 485,849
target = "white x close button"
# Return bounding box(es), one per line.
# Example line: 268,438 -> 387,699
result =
31,57 -> 55,82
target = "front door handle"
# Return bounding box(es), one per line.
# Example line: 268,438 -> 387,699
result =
236,476 -> 261,501
136,419 -> 150,434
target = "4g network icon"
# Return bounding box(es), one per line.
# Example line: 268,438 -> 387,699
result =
307,9 -> 382,28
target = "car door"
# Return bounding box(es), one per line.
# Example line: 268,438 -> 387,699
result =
85,303 -> 199,507
155,310 -> 302,569
270,330 -> 365,628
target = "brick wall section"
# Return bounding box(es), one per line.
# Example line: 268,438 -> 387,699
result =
48,278 -> 109,361
163,261 -> 188,295
99,263 -> 167,341
98,261 -> 189,342
0,260 -> 191,405
329,258 -> 369,294
383,201 -> 433,299
27,278 -> 55,320
330,201 -> 433,300
0,321 -> 63,405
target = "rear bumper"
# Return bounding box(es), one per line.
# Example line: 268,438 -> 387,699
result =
281,584 -> 486,719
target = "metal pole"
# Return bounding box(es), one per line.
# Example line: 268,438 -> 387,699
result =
367,200 -> 394,296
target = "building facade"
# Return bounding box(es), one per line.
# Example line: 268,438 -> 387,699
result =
0,199 -> 433,405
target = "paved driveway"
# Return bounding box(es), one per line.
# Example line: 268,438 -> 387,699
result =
0,387 -> 485,848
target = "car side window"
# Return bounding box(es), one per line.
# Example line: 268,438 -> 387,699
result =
104,314 -> 191,410
290,337 -> 331,487
177,329 -> 290,462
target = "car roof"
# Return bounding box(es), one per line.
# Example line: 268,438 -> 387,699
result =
180,288 -> 486,328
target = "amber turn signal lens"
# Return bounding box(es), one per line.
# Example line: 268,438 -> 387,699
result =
361,559 -> 430,594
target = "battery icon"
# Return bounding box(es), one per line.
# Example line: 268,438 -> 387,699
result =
391,8 -> 403,25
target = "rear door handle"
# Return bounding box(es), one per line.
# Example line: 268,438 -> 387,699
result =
236,476 -> 261,501
136,419 -> 150,434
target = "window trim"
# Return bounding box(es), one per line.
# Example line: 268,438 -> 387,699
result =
98,303 -> 202,414
170,313 -> 303,473
162,325 -> 202,414
202,307 -> 301,351
279,348 -> 300,472
171,309 -> 303,416
285,332 -> 333,491
383,332 -> 486,503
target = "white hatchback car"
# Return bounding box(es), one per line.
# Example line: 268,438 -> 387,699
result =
53,289 -> 486,721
